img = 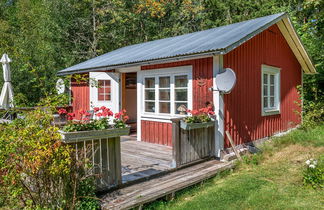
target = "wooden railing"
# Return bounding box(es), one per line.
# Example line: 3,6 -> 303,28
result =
171,118 -> 215,168
67,137 -> 122,191
60,127 -> 130,191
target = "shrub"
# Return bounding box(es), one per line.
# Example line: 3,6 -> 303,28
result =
296,85 -> 324,129
303,155 -> 324,189
0,109 -> 99,209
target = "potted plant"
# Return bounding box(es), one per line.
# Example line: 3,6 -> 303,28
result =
58,106 -> 130,142
180,107 -> 215,130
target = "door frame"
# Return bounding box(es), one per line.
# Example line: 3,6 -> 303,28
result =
89,71 -> 120,114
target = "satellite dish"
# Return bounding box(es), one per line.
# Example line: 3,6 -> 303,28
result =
215,68 -> 236,93
56,78 -> 65,94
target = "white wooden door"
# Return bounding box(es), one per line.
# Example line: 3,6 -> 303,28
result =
89,72 -> 120,114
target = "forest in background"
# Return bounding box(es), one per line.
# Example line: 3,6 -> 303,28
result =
0,0 -> 322,107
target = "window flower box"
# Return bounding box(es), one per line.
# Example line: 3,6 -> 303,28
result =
180,120 -> 214,130
59,126 -> 130,143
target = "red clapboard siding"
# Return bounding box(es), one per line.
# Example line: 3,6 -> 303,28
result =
223,24 -> 302,147
141,120 -> 173,146
141,57 -> 213,146
71,74 -> 90,119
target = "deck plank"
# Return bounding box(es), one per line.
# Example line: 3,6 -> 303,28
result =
120,137 -> 173,184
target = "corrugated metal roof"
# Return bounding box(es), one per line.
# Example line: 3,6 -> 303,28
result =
58,13 -> 286,75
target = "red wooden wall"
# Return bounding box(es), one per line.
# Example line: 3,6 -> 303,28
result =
141,57 -> 213,146
223,24 -> 302,147
70,73 -> 90,118
141,121 -> 173,146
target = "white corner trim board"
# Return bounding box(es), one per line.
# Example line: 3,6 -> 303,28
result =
213,55 -> 225,158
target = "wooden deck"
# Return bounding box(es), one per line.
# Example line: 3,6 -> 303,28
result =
101,159 -> 234,209
120,135 -> 173,184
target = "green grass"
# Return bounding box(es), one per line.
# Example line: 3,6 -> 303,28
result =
144,125 -> 324,210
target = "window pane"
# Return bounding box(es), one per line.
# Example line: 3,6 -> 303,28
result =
145,102 -> 155,112
263,97 -> 268,108
270,96 -> 275,107
145,78 -> 155,88
105,80 -> 111,87
159,102 -> 170,113
175,89 -> 187,101
263,74 -> 268,84
105,94 -> 111,101
175,75 -> 188,87
159,77 -> 170,88
159,89 -> 170,100
270,85 -> 274,96
145,90 -> 155,100
175,103 -> 188,115
98,94 -> 104,101
263,85 -> 268,96
270,75 -> 275,85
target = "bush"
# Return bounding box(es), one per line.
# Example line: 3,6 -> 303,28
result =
302,99 -> 324,129
303,155 -> 324,189
297,85 -> 324,129
0,109 -> 99,209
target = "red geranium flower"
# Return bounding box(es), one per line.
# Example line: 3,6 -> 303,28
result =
78,109 -> 86,115
58,108 -> 67,115
93,107 -> 100,112
114,112 -> 121,118
100,106 -> 106,110
67,113 -> 75,120
191,110 -> 199,115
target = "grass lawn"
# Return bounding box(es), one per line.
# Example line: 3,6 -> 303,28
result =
145,125 -> 324,210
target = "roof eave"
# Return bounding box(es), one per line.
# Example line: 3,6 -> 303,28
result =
276,17 -> 316,74
57,50 -> 223,76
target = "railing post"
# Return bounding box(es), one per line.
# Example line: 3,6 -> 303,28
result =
171,118 -> 182,168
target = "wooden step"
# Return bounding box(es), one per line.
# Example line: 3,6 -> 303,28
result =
101,160 -> 234,210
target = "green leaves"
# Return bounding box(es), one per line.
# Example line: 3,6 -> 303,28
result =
0,109 -> 98,209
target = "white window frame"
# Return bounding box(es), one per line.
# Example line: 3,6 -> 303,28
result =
261,64 -> 281,116
97,79 -> 111,101
138,66 -> 193,120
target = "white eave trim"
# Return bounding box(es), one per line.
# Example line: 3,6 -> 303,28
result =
276,17 -> 316,74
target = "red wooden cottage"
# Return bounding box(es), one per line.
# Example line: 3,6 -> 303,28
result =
58,13 -> 316,157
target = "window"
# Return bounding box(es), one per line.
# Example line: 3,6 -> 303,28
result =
142,66 -> 192,117
174,75 -> 188,114
144,78 -> 155,112
261,65 -> 280,116
98,80 -> 111,101
159,77 -> 171,113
